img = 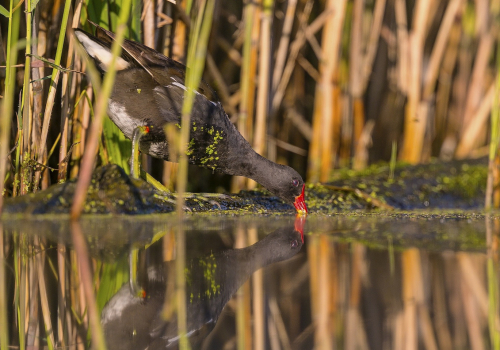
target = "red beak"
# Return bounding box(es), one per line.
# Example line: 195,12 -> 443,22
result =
294,214 -> 306,243
293,184 -> 308,215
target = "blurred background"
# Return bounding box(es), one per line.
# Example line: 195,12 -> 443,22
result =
0,0 -> 499,196
2,2 -> 500,349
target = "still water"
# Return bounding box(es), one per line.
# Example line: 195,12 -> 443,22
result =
0,211 -> 497,349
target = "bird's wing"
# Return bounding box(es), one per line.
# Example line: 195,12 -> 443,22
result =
88,20 -> 220,104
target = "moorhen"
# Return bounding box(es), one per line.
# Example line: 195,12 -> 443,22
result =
74,24 -> 308,214
101,225 -> 303,349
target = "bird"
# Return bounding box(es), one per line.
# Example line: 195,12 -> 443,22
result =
101,225 -> 304,349
74,23 -> 307,214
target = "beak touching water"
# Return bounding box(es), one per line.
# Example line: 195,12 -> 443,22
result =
293,184 -> 308,215
294,214 -> 306,243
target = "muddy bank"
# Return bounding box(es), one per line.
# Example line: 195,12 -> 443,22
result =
3,158 -> 487,215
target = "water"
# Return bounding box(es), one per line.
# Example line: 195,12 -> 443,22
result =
0,211 -> 497,349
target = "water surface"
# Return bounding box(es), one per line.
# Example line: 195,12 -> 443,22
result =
0,211 -> 497,349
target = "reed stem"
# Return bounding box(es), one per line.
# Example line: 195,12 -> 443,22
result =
0,0 -> 21,213
0,226 -> 7,350
176,0 -> 215,216
70,0 -> 133,219
34,0 -> 72,189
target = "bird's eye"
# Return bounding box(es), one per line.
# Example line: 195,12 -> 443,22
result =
290,240 -> 298,248
292,179 -> 299,187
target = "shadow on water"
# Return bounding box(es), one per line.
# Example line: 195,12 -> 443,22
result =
1,211 -> 499,349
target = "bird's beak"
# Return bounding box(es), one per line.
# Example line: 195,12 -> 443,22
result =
293,184 -> 308,215
294,214 -> 306,243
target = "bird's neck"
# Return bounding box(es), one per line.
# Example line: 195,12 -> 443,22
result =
223,238 -> 287,281
235,149 -> 277,187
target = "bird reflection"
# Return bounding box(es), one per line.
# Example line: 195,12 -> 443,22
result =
101,225 -> 304,349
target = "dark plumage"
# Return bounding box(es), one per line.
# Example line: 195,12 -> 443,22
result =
74,24 -> 307,213
101,225 -> 303,349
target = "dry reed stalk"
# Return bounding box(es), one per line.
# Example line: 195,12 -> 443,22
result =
17,241 -> 27,350
206,55 -> 236,115
431,258 -> 453,350
71,222 -> 107,350
163,1 -> 187,191
493,155 -> 500,208
337,244 -> 349,323
59,2 -> 84,183
248,0 -> 274,190
453,45 -> 473,140
477,0 -> 490,33
34,237 -> 56,349
216,37 -> 243,65
268,314 -> 280,350
238,0 -> 260,142
486,218 -> 500,347
249,228 -> 265,350
460,277 -> 485,350
457,253 -> 490,319
232,0 -> 260,192
393,311 -> 405,350
348,0 -> 364,167
401,0 -> 432,163
360,0 -> 386,93
345,243 -> 365,350
352,119 -> 375,170
296,54 -> 320,81
144,0 -> 156,48
70,4 -> 132,218
29,33 -> 44,182
284,107 -> 312,141
142,0 -> 156,175
68,251 -> 78,347
246,2 -> 261,142
57,243 -> 67,348
172,0 -> 187,62
394,0 -> 409,95
456,81 -> 495,158
329,245 -> 338,345
0,227 -> 7,350
461,30 -> 493,134
353,0 -> 386,165
418,305 -> 439,350
176,0 -> 216,217
174,225 -> 190,349
269,297 -> 292,350
72,84 -> 93,179
402,249 -> 418,350
27,252 -> 39,348
34,0 -> 72,189
443,255 -> 467,348
272,0 -> 297,91
271,3 -> 327,115
16,0 -> 34,198
422,0 -> 464,99
307,235 -> 319,324
61,242 -> 74,347
315,235 -> 332,350
435,23 -> 461,158
311,0 -> 347,182
235,227 -> 252,350
162,229 -> 176,262
309,0 -> 346,182
0,0 -> 21,213
487,8 -> 500,208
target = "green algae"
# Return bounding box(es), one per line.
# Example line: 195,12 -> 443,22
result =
198,253 -> 220,298
1,211 -> 491,254
2,158 -> 490,216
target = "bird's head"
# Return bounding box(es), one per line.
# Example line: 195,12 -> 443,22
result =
265,165 -> 308,215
